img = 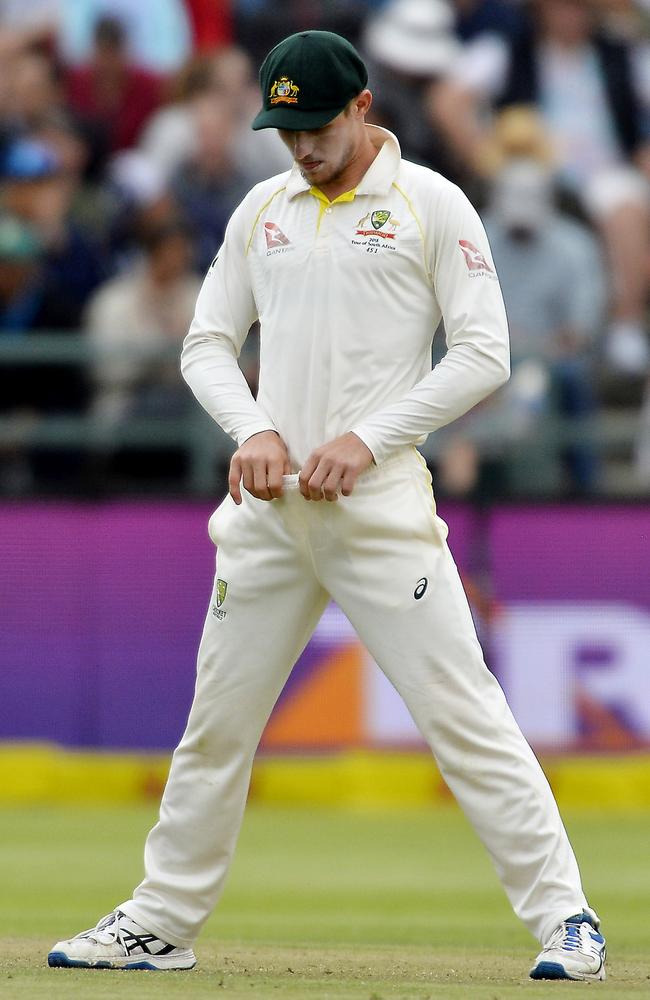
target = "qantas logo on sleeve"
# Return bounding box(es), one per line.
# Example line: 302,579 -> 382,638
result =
458,239 -> 493,273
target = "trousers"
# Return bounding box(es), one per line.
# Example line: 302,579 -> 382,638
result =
120,448 -> 588,948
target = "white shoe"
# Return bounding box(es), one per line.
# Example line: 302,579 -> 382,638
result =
48,909 -> 196,970
530,911 -> 606,981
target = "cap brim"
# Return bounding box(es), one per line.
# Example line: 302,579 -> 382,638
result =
251,104 -> 345,131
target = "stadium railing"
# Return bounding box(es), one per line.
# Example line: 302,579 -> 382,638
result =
0,334 -> 642,497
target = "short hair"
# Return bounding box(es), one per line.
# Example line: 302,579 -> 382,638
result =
94,15 -> 127,49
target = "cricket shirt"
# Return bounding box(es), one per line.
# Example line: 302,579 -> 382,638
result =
181,125 -> 510,467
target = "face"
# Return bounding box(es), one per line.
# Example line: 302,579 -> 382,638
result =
537,0 -> 595,43
278,92 -> 371,191
150,233 -> 192,283
4,176 -> 71,230
0,259 -> 37,299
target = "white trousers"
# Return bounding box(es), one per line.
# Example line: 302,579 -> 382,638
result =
120,449 -> 588,949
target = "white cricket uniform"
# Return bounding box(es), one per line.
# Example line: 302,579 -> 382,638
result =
120,127 -> 590,949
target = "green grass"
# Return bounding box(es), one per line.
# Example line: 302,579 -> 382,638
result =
1,803 -> 648,998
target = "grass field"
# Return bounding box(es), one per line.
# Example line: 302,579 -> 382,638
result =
1,803 -> 648,998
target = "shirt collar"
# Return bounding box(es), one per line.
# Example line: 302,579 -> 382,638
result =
285,125 -> 401,201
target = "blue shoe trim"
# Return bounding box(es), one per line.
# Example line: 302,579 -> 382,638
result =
48,952 -> 92,969
48,953 -> 113,969
47,951 -> 158,971
530,961 -> 572,980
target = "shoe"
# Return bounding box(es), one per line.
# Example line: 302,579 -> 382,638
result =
48,909 -> 196,970
529,911 -> 606,981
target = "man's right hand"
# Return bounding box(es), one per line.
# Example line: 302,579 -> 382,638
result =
228,430 -> 291,505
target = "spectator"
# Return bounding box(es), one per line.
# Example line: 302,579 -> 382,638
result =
105,149 -> 179,272
361,0 -> 472,187
139,48 -> 290,187
57,0 -> 193,73
85,219 -> 201,424
432,0 -> 650,375
0,212 -> 45,333
484,156 -> 606,491
452,0 -> 527,43
169,92 -> 256,271
0,45 -> 111,183
436,150 -> 607,496
2,48 -> 65,135
202,45 -> 291,183
233,0 -> 368,66
137,55 -> 215,183
0,212 -> 88,423
0,214 -> 43,492
0,137 -> 106,326
597,0 -> 650,42
0,0 -> 60,56
184,0 -> 233,51
65,15 -> 165,156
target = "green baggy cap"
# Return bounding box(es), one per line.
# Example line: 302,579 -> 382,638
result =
252,30 -> 368,132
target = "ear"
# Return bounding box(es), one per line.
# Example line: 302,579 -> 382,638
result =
353,89 -> 373,119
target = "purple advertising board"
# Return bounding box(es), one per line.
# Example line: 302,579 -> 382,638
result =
490,507 -> 650,751
1,502 -> 648,751
1,503 -> 214,749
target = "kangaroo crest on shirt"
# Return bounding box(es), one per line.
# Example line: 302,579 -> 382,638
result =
355,209 -> 400,240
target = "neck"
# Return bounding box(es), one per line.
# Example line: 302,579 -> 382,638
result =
317,128 -> 379,202
544,33 -> 588,52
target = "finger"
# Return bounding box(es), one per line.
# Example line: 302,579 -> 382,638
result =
340,465 -> 359,497
307,463 -> 328,501
253,462 -> 273,501
266,456 -> 289,500
299,453 -> 319,499
228,456 -> 242,505
321,466 -> 342,502
241,462 -> 256,498
267,458 -> 285,499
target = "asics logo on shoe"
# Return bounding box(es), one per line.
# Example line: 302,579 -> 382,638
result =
121,930 -> 177,956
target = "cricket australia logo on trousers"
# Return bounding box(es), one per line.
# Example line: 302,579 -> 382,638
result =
212,579 -> 228,620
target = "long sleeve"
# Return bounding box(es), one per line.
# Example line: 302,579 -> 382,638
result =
180,198 -> 278,446
350,182 -> 511,465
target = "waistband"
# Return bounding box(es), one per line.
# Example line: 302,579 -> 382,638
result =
282,446 -> 422,494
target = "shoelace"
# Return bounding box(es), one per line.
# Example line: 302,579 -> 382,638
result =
82,911 -> 123,946
547,920 -> 588,953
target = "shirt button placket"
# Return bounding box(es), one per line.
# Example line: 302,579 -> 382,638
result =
316,204 -> 333,253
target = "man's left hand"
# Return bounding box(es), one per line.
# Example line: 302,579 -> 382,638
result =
299,432 -> 374,501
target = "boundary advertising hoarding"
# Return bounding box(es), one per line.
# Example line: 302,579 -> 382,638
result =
1,503 -> 648,753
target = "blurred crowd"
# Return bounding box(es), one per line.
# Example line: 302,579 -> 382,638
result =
0,0 -> 649,497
